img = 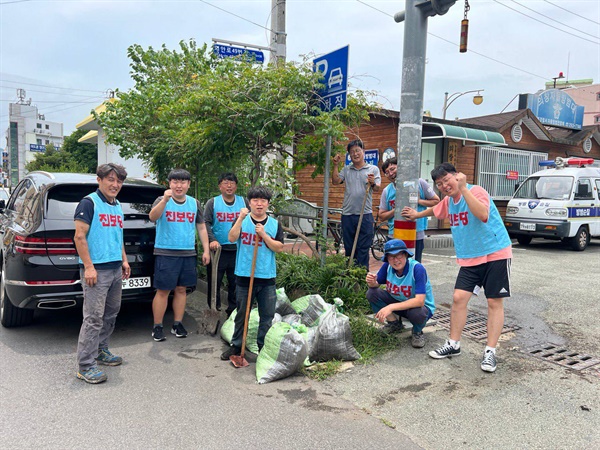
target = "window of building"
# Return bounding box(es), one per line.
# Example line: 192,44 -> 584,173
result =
478,146 -> 548,200
36,139 -> 42,145
596,92 -> 600,101
36,123 -> 42,129
45,124 -> 49,130
595,115 -> 600,124
45,140 -> 50,145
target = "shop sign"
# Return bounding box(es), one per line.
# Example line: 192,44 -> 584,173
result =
519,89 -> 584,130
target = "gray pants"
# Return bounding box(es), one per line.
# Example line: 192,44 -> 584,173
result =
77,268 -> 122,371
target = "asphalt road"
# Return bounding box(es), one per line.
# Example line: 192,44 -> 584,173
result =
1,237 -> 598,449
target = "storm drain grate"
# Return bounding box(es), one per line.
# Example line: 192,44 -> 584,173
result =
432,309 -> 519,341
525,344 -> 600,371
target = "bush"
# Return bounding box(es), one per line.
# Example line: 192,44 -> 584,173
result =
276,252 -> 371,314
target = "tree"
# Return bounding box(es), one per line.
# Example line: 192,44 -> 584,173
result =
98,39 -> 376,204
25,143 -> 88,173
61,129 -> 97,173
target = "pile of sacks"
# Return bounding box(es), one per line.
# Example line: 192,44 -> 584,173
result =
220,288 -> 361,384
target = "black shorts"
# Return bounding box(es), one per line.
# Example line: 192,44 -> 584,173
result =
153,255 -> 198,291
455,259 -> 511,298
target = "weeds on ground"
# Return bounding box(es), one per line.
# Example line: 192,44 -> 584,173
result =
302,360 -> 342,381
349,314 -> 399,364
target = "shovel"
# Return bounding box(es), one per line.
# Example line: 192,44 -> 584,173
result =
198,246 -> 222,335
230,234 -> 260,368
348,182 -> 373,268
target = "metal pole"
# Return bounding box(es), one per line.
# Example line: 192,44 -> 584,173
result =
270,0 -> 286,65
394,0 -> 428,255
442,91 -> 449,119
321,136 -> 332,266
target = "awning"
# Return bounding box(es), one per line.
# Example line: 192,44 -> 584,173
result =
422,123 -> 506,146
76,98 -> 116,131
78,130 -> 98,144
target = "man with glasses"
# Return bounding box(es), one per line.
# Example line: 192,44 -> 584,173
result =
332,139 -> 381,269
149,169 -> 210,342
204,173 -> 249,317
366,239 -> 435,348
379,157 -> 439,261
402,163 -> 512,373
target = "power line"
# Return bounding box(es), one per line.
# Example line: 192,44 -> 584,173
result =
0,85 -> 106,98
355,0 -> 550,81
510,0 -> 599,40
543,0 -> 600,26
0,78 -> 105,94
493,0 -> 599,45
1,99 -> 101,103
0,0 -> 32,5
197,0 -> 276,34
0,99 -> 102,120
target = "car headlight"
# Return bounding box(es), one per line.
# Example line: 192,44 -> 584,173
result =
506,206 -> 519,215
545,208 -> 567,218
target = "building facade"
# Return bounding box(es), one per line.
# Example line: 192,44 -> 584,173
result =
5,102 -> 64,187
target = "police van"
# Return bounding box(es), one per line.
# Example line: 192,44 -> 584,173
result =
504,157 -> 600,251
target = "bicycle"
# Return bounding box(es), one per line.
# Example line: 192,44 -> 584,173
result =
371,218 -> 390,261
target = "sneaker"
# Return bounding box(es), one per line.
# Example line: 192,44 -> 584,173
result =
152,325 -> 166,342
220,346 -> 241,361
76,366 -> 107,384
96,348 -> 123,366
171,323 -> 188,338
382,320 -> 404,334
481,350 -> 497,373
429,340 -> 461,359
411,331 -> 426,348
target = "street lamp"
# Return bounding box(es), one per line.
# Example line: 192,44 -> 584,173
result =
442,89 -> 484,119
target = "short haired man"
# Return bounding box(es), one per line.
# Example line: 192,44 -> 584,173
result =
332,139 -> 381,269
366,239 -> 435,348
220,186 -> 284,361
402,163 -> 512,373
204,173 -> 249,316
379,157 -> 439,262
149,169 -> 210,342
74,163 -> 130,384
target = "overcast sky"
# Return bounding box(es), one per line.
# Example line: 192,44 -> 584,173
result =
1,0 -> 598,143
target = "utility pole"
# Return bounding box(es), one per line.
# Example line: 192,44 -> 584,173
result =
270,0 -> 286,65
393,0 -> 456,253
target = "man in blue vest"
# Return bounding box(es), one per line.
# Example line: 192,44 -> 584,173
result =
366,239 -> 436,348
149,169 -> 210,342
332,139 -> 381,269
378,157 -> 439,262
204,173 -> 249,316
402,163 -> 512,373
74,163 -> 130,384
220,186 -> 284,361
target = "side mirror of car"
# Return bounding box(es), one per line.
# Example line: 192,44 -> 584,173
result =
514,182 -> 521,193
0,199 -> 5,211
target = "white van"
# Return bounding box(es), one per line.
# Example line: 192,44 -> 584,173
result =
504,157 -> 600,251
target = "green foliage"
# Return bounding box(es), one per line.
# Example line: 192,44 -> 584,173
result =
60,129 -> 97,173
25,143 -> 88,173
302,360 -> 342,381
276,252 -> 370,314
348,314 -> 399,363
98,39 -> 376,200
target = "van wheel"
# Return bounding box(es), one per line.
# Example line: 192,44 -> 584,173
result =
0,265 -> 34,327
569,227 -> 589,252
517,235 -> 532,246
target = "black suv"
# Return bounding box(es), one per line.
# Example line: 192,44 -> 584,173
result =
0,172 -> 164,327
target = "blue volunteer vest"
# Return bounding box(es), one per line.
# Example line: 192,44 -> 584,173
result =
386,259 -> 435,315
448,185 -> 512,259
383,183 -> 396,236
234,215 -> 278,279
212,195 -> 246,245
155,196 -> 197,250
80,192 -> 124,264
416,184 -> 428,233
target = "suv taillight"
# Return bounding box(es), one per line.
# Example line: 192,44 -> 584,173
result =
14,235 -> 77,255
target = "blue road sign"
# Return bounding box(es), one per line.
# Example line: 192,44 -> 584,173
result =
212,44 -> 265,64
314,45 -> 349,112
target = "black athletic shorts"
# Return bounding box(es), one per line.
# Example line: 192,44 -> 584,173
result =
455,258 -> 511,299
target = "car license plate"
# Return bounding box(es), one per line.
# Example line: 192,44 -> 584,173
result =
520,223 -> 536,231
122,276 -> 151,290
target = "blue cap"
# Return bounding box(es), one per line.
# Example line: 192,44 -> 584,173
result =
383,239 -> 414,261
